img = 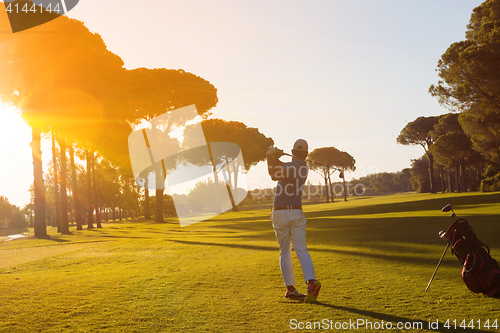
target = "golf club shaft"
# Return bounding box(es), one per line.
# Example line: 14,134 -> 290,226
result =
282,152 -> 335,169
425,242 -> 450,292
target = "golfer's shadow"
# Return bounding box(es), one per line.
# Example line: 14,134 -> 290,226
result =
312,302 -> 492,333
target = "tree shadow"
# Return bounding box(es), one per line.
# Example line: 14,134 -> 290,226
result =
314,302 -> 493,333
164,238 -> 452,267
304,192 -> 500,220
166,238 -> 278,252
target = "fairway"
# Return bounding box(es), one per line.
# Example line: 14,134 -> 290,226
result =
1,192 -> 500,332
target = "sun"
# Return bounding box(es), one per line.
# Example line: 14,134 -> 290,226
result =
0,102 -> 33,208
0,103 -> 31,156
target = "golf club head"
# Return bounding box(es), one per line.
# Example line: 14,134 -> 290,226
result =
438,230 -> 447,239
441,204 -> 452,212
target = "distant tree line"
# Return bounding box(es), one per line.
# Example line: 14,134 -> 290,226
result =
0,196 -> 26,230
350,170 -> 412,194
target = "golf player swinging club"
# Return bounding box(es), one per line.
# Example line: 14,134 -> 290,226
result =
267,139 -> 321,302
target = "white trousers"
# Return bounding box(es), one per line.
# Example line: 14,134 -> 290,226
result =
271,209 -> 315,286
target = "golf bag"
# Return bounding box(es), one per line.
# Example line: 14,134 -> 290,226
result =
446,219 -> 500,297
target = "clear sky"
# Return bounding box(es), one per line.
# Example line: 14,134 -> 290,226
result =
0,0 -> 485,207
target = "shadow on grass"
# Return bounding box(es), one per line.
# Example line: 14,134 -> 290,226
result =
203,214 -> 500,250
304,192 -> 500,220
313,302 -> 493,333
200,195 -> 500,247
166,239 -> 278,252
26,235 -> 71,243
46,237 -> 71,242
165,239 -> 448,266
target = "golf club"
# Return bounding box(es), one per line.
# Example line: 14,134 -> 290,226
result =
441,203 -> 457,218
425,242 -> 450,292
280,151 -> 344,177
424,204 -> 457,292
425,230 -> 449,292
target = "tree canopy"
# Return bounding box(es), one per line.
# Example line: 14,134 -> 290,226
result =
0,13 -> 223,232
429,0 -> 500,167
307,147 -> 355,202
430,132 -> 473,167
198,119 -> 274,170
397,116 -> 441,193
307,147 -> 355,172
126,68 -> 218,126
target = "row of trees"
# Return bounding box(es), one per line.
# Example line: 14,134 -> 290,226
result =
398,113 -> 487,193
0,2 -> 358,233
305,147 -> 356,202
350,170 -> 412,194
398,0 -> 500,193
0,9 -> 275,237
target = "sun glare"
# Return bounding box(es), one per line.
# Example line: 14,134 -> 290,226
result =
0,101 -> 33,207
0,103 -> 31,156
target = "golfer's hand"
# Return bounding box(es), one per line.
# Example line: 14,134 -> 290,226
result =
266,147 -> 284,157
266,146 -> 277,156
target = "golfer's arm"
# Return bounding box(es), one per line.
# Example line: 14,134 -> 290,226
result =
267,156 -> 287,181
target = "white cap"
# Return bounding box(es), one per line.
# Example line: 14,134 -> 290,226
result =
293,139 -> 308,152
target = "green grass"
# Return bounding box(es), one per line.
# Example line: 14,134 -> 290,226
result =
1,192 -> 500,332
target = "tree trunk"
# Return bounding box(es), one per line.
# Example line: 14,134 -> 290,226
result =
224,157 -> 233,190
86,150 -> 94,229
327,172 -> 334,203
455,162 -> 461,193
58,138 -> 71,234
233,158 -> 238,192
428,152 -> 436,193
222,156 -> 237,212
51,133 -> 61,230
207,143 -> 221,214
92,154 -> 102,228
69,145 -> 83,230
447,166 -> 453,192
468,166 -> 473,191
154,162 -> 165,222
459,159 -> 466,192
323,167 -> 329,204
144,176 -> 150,219
439,165 -> 445,194
30,126 -> 47,238
155,189 -> 164,222
342,168 -> 348,201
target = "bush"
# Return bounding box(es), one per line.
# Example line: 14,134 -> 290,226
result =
7,211 -> 27,229
0,217 -> 9,229
480,172 -> 500,192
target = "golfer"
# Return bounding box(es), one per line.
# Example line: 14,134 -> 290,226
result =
266,139 -> 321,302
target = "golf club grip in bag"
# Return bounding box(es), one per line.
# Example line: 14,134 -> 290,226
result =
446,219 -> 500,298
